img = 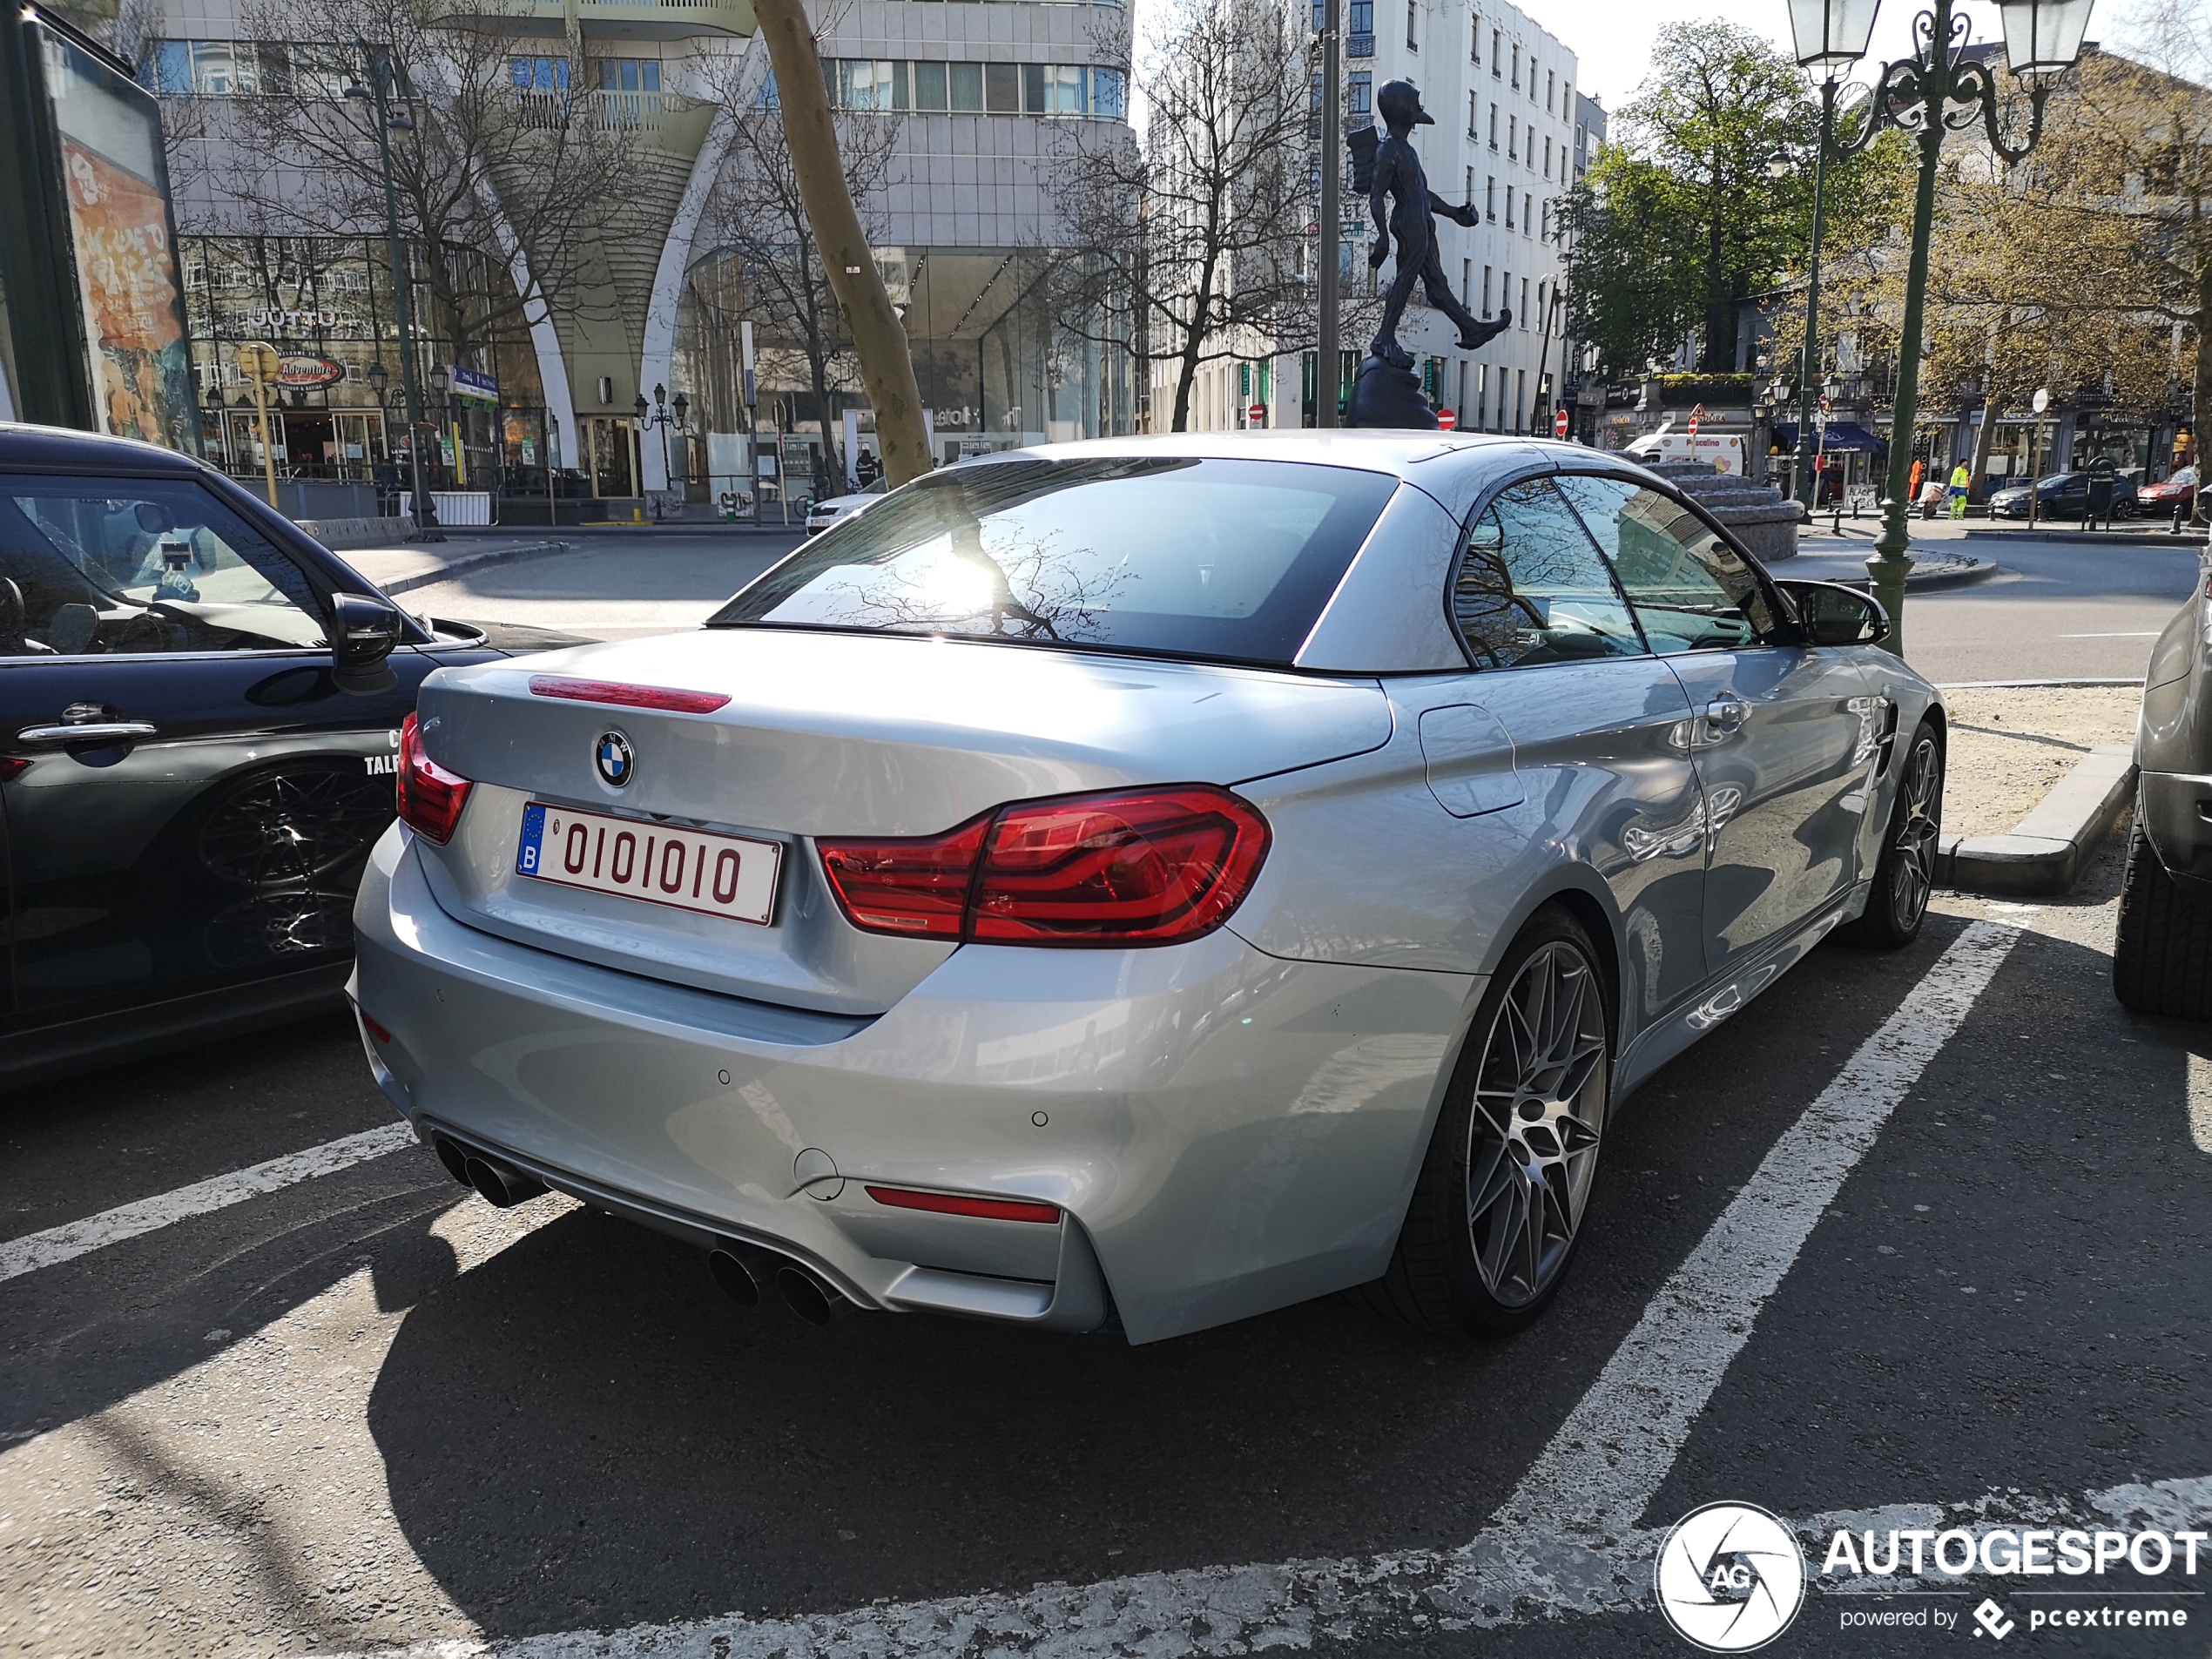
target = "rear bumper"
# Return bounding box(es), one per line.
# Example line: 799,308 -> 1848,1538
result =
352,827 -> 1478,1343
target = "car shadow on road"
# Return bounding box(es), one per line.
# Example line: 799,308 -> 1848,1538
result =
359,914 -> 2048,1642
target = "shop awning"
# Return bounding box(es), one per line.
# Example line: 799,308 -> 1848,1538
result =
1773,421 -> 1885,454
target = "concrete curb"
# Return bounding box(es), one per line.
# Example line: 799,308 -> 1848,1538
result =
370,539 -> 572,597
1937,678 -> 2145,690
1960,527 -> 2208,548
1941,743 -> 2137,898
1801,556 -> 2000,592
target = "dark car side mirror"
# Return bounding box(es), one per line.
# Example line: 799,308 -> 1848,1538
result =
329,591 -> 403,695
1778,580 -> 1891,648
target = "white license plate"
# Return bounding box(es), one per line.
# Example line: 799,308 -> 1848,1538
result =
515,802 -> 780,926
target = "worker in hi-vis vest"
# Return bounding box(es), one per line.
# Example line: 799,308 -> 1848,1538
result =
1948,460 -> 1973,518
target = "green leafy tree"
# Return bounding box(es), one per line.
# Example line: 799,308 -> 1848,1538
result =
1563,20 -> 1905,377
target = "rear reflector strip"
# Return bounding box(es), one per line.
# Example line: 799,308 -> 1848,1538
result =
864,1185 -> 1062,1224
359,1010 -> 394,1044
528,677 -> 731,715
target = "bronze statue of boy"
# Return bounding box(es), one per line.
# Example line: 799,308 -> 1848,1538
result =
1364,79 -> 1510,365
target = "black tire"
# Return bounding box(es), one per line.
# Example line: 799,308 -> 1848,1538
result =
2113,815 -> 2212,1018
1361,905 -> 1610,1339
1838,720 -> 1943,951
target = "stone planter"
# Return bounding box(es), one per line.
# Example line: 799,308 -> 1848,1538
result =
1639,458 -> 1802,564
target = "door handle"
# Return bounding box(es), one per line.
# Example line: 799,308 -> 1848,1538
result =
17,720 -> 158,744
1704,697 -> 1746,735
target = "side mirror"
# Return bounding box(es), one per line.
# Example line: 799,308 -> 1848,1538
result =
1779,580 -> 1890,647
329,591 -> 403,695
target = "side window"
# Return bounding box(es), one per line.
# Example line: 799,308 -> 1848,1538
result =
1555,475 -> 1782,655
0,480 -> 326,658
1450,477 -> 1645,669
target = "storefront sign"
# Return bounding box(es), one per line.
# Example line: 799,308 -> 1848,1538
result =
233,307 -> 358,334
277,354 -> 343,388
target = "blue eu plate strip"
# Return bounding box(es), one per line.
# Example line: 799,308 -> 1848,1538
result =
516,802 -> 547,876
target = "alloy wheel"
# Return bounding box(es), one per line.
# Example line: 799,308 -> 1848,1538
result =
1465,940 -> 1607,1307
1886,732 -> 1943,933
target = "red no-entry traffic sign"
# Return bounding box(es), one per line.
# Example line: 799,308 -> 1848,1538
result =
1437,409 -> 1458,431
1554,408 -> 1570,438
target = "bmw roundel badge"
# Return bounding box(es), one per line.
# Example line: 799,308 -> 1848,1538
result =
594,730 -> 635,788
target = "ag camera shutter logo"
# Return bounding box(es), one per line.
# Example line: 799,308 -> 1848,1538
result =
1656,1502 -> 1807,1652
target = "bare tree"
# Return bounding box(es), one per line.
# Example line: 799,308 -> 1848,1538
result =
208,0 -> 645,360
692,39 -> 900,487
1051,0 -> 1318,431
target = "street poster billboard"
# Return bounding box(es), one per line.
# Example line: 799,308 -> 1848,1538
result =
0,8 -> 199,452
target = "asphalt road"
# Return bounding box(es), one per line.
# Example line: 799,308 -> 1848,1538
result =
1796,524 -> 2199,685
3,835 -> 2208,1657
397,531 -> 805,643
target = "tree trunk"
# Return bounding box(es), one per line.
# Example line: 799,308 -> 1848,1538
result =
752,0 -> 932,485
2195,261 -> 2211,528
1968,390 -> 2004,506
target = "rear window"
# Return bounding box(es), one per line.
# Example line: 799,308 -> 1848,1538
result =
711,455 -> 1399,665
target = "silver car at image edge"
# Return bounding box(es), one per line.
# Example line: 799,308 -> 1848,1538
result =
350,432 -> 1945,1344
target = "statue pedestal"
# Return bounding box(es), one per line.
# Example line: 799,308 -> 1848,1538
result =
1346,354 -> 1438,430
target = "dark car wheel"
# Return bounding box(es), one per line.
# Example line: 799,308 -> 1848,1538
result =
1838,721 -> 1943,951
1361,904 -> 1609,1338
2113,816 -> 2212,1018
196,764 -> 393,887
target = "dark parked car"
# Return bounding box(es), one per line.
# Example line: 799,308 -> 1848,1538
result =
1986,471 -> 2140,520
2116,580 -> 2212,1016
2138,467 -> 2197,518
0,423 -> 578,1087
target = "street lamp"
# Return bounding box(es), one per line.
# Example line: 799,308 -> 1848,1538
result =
637,384 -> 687,518
346,40 -> 441,541
1792,0 -> 2091,656
1782,0 -> 1882,518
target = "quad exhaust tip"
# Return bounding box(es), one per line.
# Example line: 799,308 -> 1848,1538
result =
706,1248 -> 759,1307
777,1265 -> 841,1325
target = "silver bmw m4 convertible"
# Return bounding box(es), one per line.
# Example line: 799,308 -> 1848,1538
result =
352,433 -> 1945,1344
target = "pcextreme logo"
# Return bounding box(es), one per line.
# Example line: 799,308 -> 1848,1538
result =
1656,1503 -> 1808,1652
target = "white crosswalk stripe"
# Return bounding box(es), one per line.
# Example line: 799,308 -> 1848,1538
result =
0,1121 -> 421,1285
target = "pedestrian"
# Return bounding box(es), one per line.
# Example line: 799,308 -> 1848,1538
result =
1908,458 -> 1925,505
1947,459 -> 1973,519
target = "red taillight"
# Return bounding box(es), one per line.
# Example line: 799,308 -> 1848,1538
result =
395,712 -> 473,845
865,1185 -> 1062,1224
817,785 -> 1269,948
528,676 -> 731,714
0,757 -> 28,781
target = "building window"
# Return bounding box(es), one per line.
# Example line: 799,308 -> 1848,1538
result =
597,57 -> 663,93
1547,69 -> 1555,111
1348,0 -> 1373,55
1522,192 -> 1532,235
1348,70 -> 1372,126
1485,175 -> 1495,219
1482,266 -> 1493,314
1507,114 -> 1516,159
1470,16 -> 1480,60
1460,258 -> 1470,306
1406,0 -> 1417,49
1509,43 -> 1519,88
1088,66 -> 1127,117
1491,28 -> 1501,74
829,58 -> 1123,117
511,56 -> 571,91
1488,103 -> 1498,147
1543,134 -> 1552,176
1467,91 -> 1478,135
1504,190 -> 1514,229
1521,277 -> 1529,324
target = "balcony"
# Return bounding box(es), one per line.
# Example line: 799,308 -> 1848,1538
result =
1346,31 -> 1372,55
509,89 -> 719,146
438,0 -> 753,41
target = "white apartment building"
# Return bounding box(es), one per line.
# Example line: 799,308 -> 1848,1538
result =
1173,0 -> 1581,434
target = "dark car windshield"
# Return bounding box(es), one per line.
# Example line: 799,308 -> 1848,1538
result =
711,455 -> 1399,665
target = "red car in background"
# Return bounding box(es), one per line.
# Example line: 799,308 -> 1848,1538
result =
2141,467 -> 2197,517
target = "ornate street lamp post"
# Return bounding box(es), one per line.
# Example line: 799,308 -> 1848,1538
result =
1783,0 -> 1883,516
635,385 -> 689,522
346,41 -> 441,540
1807,0 -> 2093,655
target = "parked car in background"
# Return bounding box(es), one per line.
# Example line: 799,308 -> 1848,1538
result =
1986,471 -> 2140,520
2139,467 -> 2197,519
805,476 -> 888,536
0,422 -> 582,1088
2117,580 -> 2212,1018
355,433 -> 1946,1346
